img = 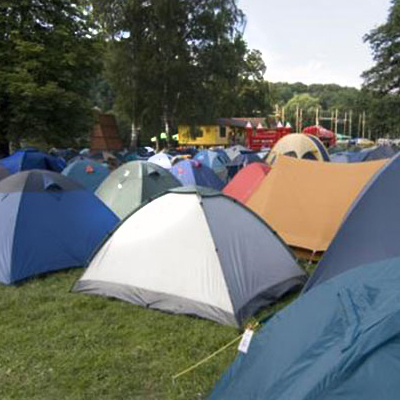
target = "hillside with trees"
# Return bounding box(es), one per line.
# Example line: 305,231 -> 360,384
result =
1,0 -> 400,153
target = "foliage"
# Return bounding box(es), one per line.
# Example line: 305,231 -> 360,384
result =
362,0 -> 400,94
0,0 -> 102,150
91,0 -> 269,145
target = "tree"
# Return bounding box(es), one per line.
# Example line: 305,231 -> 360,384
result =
362,0 -> 400,94
92,0 -> 255,146
0,0 -> 102,152
285,93 -> 321,128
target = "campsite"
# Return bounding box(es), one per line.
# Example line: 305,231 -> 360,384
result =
3,1 -> 400,400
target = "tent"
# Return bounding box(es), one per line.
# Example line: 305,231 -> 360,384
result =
194,150 -> 228,182
304,151 -> 400,292
0,170 -> 119,285
0,148 -> 65,174
226,153 -> 261,179
96,161 -> 181,220
225,145 -> 252,161
247,156 -> 386,258
171,160 -> 224,191
223,163 -> 270,204
0,165 -> 10,181
207,256 -> 400,400
331,145 -> 397,163
211,148 -> 230,164
62,157 -> 110,192
266,134 -> 330,165
73,187 -> 306,326
147,153 -> 173,170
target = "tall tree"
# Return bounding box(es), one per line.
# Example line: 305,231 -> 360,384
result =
0,0 -> 102,152
92,0 -> 251,146
362,0 -> 400,94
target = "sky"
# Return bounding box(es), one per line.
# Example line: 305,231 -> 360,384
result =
238,0 -> 392,88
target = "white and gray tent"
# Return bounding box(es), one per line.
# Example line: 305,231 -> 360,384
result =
74,187 -> 306,327
95,161 -> 181,220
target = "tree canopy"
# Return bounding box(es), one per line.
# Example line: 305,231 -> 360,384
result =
0,0 -> 102,153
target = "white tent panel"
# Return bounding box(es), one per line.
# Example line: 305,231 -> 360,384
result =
80,193 -> 234,315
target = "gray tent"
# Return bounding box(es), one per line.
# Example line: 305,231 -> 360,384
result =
74,187 -> 306,327
0,165 -> 10,181
304,152 -> 400,293
96,161 -> 181,220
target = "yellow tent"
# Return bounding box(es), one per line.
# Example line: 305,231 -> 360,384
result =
266,133 -> 329,165
247,156 -> 387,258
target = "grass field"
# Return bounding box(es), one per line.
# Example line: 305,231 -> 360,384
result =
0,267 -> 304,400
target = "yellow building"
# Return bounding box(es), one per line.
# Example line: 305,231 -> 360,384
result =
177,124 -> 230,147
177,118 -> 265,147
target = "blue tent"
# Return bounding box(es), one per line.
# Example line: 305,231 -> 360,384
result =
62,157 -> 109,191
0,170 -> 119,284
0,148 -> 65,174
227,153 -> 261,179
171,160 -> 224,191
304,151 -> 400,292
208,256 -> 400,400
194,150 -> 228,182
212,148 -> 230,164
331,146 -> 397,163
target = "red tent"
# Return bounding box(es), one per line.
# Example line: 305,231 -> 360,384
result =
223,163 -> 271,204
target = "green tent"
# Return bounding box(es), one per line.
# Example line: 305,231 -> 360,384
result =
96,161 -> 181,219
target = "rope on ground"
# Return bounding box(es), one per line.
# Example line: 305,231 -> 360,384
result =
172,321 -> 260,381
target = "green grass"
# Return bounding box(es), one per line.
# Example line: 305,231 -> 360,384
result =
0,268 -> 308,400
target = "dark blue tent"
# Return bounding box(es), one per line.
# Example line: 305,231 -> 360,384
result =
304,151 -> 400,293
0,170 -> 119,284
331,146 -> 397,163
62,157 -> 109,191
194,150 -> 228,182
212,148 -> 230,164
227,153 -> 261,179
171,160 -> 224,191
208,256 -> 400,400
0,148 -> 65,174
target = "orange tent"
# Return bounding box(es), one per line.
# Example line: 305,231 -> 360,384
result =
247,156 -> 387,258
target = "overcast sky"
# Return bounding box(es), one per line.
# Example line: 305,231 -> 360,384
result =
238,0 -> 392,88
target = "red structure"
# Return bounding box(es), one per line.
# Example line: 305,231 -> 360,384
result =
302,125 -> 336,148
244,122 -> 336,151
223,163 -> 271,204
245,122 -> 292,151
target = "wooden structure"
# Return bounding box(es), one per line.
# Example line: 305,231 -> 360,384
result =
90,114 -> 123,152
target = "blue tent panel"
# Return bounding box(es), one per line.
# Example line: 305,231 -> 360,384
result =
0,149 -> 64,174
208,256 -> 400,400
0,171 -> 119,284
304,152 -> 399,292
62,158 -> 109,191
171,160 -> 224,191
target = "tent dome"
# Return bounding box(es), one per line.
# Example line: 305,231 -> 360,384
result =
73,186 -> 306,326
62,157 -> 109,191
171,160 -> 224,191
0,170 -> 119,284
223,163 -> 270,204
147,153 -> 173,169
96,161 -> 181,220
305,151 -> 400,292
247,156 -> 386,258
0,148 -> 65,174
194,150 -> 228,182
208,256 -> 400,400
266,134 -> 330,165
